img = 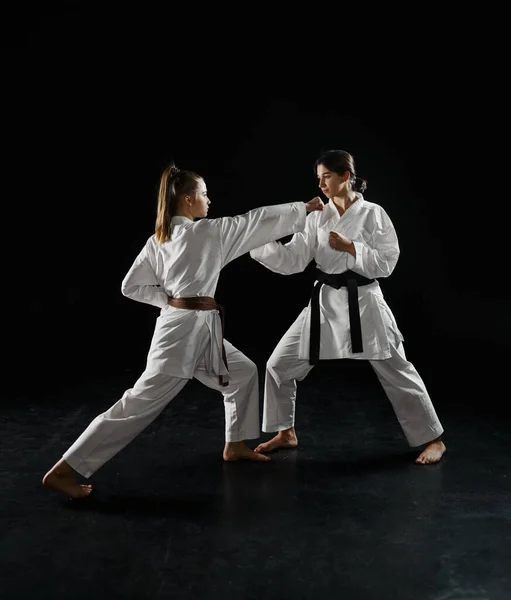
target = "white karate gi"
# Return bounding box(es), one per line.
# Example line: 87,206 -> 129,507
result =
63,202 -> 307,478
250,195 -> 443,447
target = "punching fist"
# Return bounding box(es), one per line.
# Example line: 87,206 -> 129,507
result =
305,196 -> 325,212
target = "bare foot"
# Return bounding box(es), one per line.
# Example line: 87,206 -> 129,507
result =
223,441 -> 271,462
254,428 -> 298,454
415,439 -> 446,465
42,459 -> 93,499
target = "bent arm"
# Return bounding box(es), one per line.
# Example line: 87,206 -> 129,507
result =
347,208 -> 400,279
249,211 -> 318,275
121,245 -> 168,308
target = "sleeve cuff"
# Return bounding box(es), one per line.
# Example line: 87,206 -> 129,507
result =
155,290 -> 170,308
291,202 -> 307,232
347,241 -> 364,273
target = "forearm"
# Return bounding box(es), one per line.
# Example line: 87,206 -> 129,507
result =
347,241 -> 399,278
121,282 -> 169,308
250,240 -> 309,275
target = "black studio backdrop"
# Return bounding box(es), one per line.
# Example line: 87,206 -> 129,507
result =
3,9 -> 508,407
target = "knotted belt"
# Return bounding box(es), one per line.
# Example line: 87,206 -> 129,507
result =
309,268 -> 375,365
168,296 -> 228,387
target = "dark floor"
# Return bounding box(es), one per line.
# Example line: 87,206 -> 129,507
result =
1,356 -> 510,600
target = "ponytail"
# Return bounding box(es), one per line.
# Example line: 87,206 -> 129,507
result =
155,163 -> 201,244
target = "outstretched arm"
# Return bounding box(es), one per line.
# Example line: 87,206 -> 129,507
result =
218,197 -> 323,265
218,202 -> 305,266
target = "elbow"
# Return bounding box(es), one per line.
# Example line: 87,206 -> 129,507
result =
381,250 -> 400,277
121,281 -> 135,298
383,261 -> 398,278
121,270 -> 139,298
374,263 -> 396,279
391,250 -> 400,273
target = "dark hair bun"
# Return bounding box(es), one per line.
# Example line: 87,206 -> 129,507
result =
354,177 -> 367,193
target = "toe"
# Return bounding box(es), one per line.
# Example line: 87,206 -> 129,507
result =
255,453 -> 271,462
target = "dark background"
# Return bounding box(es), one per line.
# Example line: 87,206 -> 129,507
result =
2,8 -> 508,408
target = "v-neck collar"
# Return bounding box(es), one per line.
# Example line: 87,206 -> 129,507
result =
328,193 -> 364,217
325,193 -> 365,224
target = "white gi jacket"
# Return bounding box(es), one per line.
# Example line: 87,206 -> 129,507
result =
121,202 -> 307,379
250,195 -> 404,360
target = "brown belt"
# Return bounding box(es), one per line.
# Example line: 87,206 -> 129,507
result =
168,296 -> 228,387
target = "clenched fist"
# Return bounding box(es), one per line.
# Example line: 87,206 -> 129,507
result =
329,231 -> 356,257
305,196 -> 325,213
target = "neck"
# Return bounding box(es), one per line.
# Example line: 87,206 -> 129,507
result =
174,206 -> 195,220
332,190 -> 358,212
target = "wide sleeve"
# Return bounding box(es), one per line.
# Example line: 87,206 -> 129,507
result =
218,201 -> 307,265
121,241 -> 169,308
346,206 -> 400,279
249,211 -> 318,275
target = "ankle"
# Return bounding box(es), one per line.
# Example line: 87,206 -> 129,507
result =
224,441 -> 243,450
280,429 -> 296,439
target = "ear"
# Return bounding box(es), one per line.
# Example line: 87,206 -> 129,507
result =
342,171 -> 350,183
183,195 -> 193,206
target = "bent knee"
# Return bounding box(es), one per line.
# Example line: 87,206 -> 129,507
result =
267,349 -> 283,371
266,348 -> 293,375
237,357 -> 258,379
266,356 -> 289,386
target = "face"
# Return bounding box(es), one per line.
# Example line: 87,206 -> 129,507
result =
317,164 -> 349,198
187,178 -> 211,218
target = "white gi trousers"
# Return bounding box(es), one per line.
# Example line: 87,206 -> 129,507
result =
263,317 -> 444,447
63,339 -> 259,478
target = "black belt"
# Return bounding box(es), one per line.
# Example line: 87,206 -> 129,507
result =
309,268 -> 375,365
